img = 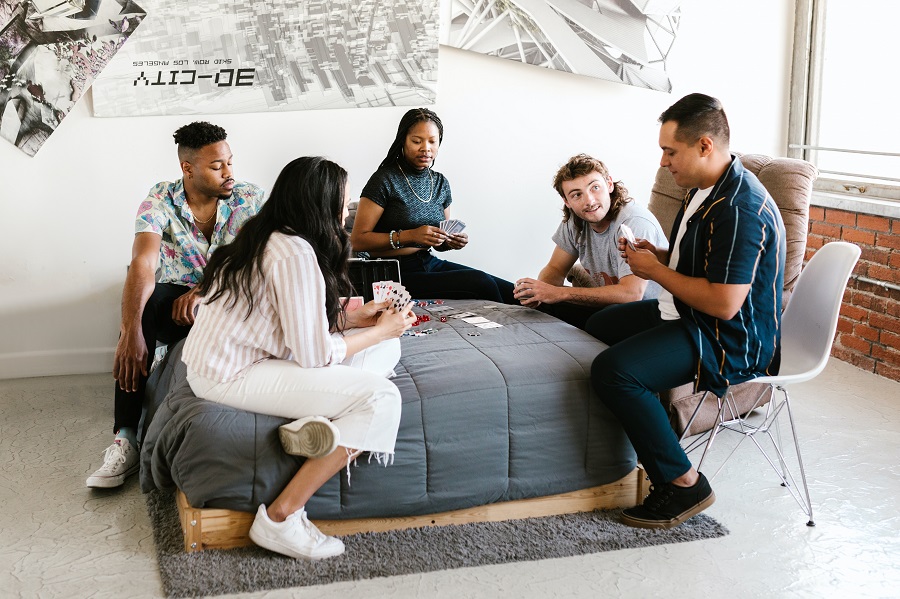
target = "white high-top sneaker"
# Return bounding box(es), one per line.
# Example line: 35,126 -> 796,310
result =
86,438 -> 139,488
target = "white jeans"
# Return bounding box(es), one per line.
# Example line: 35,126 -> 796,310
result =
186,336 -> 402,454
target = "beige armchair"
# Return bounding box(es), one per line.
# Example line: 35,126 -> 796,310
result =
647,153 -> 817,436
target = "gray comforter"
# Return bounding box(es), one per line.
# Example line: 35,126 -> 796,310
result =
140,300 -> 636,519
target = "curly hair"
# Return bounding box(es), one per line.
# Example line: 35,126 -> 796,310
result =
552,154 -> 632,243
378,108 -> 444,170
173,122 -> 228,162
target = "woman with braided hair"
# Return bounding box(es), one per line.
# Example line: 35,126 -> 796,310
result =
350,108 -> 515,303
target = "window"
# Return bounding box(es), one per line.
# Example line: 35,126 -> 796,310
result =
789,0 -> 900,204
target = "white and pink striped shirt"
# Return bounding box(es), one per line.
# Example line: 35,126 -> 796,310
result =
182,232 -> 348,382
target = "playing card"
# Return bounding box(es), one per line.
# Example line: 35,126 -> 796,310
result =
372,281 -> 398,303
475,321 -> 503,329
450,312 -> 476,319
439,219 -> 466,235
462,316 -> 490,324
618,223 -> 637,250
426,305 -> 453,313
389,285 -> 412,311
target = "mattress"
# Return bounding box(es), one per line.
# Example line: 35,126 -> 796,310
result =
140,300 -> 636,518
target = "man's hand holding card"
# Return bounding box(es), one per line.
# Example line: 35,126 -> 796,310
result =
618,223 -> 638,251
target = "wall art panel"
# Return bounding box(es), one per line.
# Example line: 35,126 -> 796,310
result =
91,0 -> 439,117
441,0 -> 680,92
0,0 -> 146,156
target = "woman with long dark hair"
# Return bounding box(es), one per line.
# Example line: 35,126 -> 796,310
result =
182,156 -> 415,560
350,108 -> 515,303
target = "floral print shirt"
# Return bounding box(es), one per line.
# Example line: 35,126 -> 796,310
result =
134,179 -> 265,286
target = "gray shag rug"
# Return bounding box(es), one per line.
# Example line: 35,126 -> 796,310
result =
146,489 -> 728,598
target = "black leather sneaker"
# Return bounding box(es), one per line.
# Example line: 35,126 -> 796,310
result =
621,472 -> 716,529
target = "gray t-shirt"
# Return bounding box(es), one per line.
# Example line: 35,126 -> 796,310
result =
552,202 -> 668,299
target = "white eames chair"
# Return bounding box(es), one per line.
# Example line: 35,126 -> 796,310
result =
691,241 -> 861,526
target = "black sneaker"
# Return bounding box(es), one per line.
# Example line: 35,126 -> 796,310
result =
621,472 -> 716,529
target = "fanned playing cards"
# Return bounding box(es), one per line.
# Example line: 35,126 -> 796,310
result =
439,219 -> 466,235
372,280 -> 412,311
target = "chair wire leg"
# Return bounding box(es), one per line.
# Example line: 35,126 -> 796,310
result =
770,390 -> 791,485
680,392 -> 718,459
679,391 -> 710,443
740,387 -> 815,525
683,384 -> 814,526
697,390 -> 730,477
783,390 -> 815,526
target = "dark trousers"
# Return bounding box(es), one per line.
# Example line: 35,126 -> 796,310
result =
586,300 -> 696,485
398,251 -> 516,304
113,283 -> 192,434
537,301 -> 605,330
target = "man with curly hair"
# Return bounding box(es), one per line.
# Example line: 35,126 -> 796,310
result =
87,121 -> 265,489
514,154 -> 667,329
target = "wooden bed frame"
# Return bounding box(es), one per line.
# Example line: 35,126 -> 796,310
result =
176,466 -> 649,552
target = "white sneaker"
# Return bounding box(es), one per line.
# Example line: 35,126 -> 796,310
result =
86,438 -> 139,488
278,416 -> 340,458
249,504 -> 345,560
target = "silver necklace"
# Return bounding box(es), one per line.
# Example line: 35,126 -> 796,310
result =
397,161 -> 435,203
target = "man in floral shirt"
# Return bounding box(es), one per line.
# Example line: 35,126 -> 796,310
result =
87,121 -> 265,488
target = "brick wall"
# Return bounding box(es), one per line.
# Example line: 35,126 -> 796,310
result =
807,206 -> 900,382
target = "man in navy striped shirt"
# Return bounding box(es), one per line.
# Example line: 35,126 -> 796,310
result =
587,93 -> 786,529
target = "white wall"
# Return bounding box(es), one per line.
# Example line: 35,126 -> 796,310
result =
0,0 -> 794,379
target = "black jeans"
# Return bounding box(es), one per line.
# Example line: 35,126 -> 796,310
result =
113,283 -> 192,434
397,250 -> 516,304
586,300 -> 696,485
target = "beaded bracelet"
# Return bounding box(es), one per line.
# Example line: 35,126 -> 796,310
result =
389,230 -> 401,249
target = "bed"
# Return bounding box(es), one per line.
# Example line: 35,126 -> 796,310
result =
140,300 -> 644,551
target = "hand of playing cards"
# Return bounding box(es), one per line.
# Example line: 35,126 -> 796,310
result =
372,280 -> 413,311
439,219 -> 466,235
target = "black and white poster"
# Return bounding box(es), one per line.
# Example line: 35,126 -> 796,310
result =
0,0 -> 146,155
91,0 -> 439,117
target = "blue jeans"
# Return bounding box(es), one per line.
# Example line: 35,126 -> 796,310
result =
398,250 -> 516,304
586,300 -> 696,485
537,302 -> 606,330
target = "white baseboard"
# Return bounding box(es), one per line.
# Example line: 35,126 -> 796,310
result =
0,348 -> 115,380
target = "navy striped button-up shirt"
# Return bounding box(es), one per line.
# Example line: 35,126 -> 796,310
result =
670,156 -> 786,397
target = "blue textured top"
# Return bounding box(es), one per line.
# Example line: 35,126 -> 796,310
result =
671,156 -> 786,396
361,159 -> 452,234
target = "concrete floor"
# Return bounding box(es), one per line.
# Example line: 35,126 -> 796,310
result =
1,357 -> 898,598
